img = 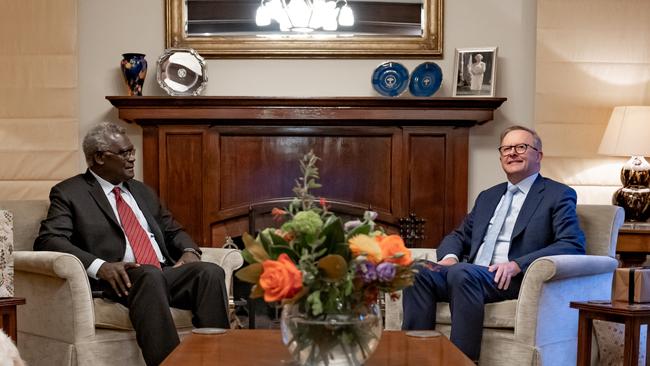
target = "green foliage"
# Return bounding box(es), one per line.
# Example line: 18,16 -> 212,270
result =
237,150 -> 415,320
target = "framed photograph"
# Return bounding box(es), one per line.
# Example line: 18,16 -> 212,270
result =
452,47 -> 498,97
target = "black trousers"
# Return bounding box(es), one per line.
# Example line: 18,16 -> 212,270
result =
102,262 -> 229,366
402,262 -> 522,361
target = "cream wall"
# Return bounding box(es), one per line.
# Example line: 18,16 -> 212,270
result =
79,0 -> 537,207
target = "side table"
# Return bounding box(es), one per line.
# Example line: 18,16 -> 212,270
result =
617,228 -> 650,267
570,301 -> 650,366
0,297 -> 26,343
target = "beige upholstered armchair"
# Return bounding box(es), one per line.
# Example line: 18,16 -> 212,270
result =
0,200 -> 244,366
385,204 -> 624,366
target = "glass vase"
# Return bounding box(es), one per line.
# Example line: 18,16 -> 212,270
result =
280,302 -> 382,366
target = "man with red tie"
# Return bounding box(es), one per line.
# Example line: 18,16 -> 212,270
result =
35,122 -> 229,365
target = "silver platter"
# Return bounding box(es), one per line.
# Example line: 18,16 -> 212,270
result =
156,48 -> 207,96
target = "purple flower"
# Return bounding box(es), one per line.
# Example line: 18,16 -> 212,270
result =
357,261 -> 377,283
344,219 -> 362,231
376,262 -> 396,282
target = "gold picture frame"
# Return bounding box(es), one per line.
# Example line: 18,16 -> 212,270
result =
165,0 -> 443,59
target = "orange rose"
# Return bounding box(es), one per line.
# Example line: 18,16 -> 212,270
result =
259,253 -> 303,302
378,235 -> 412,266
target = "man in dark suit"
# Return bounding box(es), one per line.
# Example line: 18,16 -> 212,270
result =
402,125 -> 585,361
35,122 -> 230,365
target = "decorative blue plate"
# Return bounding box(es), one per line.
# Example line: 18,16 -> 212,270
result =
371,62 -> 409,97
409,62 -> 443,97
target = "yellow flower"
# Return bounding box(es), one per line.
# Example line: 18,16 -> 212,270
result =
349,234 -> 383,264
378,235 -> 413,266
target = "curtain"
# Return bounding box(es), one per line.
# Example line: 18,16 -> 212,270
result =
0,0 -> 78,200
535,0 -> 650,203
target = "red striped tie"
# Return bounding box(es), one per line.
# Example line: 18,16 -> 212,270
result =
113,187 -> 161,268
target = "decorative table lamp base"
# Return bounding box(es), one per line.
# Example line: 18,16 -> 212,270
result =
613,156 -> 650,222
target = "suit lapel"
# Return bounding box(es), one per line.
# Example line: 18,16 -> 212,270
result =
84,171 -> 121,228
511,175 -> 545,239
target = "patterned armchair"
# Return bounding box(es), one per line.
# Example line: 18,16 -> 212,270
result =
385,204 -> 624,366
0,200 -> 244,366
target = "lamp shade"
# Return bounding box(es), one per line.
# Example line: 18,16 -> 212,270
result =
598,106 -> 650,157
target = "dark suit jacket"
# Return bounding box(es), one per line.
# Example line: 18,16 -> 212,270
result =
436,175 -> 585,273
34,171 -> 199,288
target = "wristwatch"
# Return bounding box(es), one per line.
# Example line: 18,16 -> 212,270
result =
183,247 -> 202,260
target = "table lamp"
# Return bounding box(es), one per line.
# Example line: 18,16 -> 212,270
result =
598,106 -> 650,221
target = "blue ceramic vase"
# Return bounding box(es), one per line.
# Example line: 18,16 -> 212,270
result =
120,53 -> 147,96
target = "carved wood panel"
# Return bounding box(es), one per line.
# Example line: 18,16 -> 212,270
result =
158,127 -> 207,244
207,126 -> 403,244
404,127 -> 469,247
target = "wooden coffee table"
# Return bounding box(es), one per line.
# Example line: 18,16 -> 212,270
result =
162,329 -> 474,365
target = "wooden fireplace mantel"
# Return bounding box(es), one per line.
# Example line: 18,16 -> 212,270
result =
107,96 -> 505,124
107,96 -> 506,248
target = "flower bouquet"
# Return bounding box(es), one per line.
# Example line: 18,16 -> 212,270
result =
236,151 -> 416,365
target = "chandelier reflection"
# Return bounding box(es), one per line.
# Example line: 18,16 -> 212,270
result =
255,0 -> 354,33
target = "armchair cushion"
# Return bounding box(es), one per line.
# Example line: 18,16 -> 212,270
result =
94,299 -> 193,330
437,300 -> 517,329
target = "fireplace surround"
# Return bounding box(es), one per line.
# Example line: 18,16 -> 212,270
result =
107,96 -> 505,248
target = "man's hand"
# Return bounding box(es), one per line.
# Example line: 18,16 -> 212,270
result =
437,257 -> 459,267
97,262 -> 140,297
173,251 -> 201,268
488,261 -> 521,290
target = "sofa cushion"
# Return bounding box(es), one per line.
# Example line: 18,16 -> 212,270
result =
436,299 -> 517,329
0,200 -> 49,251
0,210 -> 14,297
593,319 -> 647,366
94,298 -> 192,330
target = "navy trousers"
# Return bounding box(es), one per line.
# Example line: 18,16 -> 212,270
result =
402,262 -> 522,361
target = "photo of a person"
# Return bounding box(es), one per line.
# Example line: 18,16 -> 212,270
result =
453,47 -> 497,97
469,54 -> 486,91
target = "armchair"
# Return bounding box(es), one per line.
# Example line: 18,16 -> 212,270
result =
385,204 -> 624,366
0,200 -> 244,366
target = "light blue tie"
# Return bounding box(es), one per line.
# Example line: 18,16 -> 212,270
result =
474,185 -> 519,266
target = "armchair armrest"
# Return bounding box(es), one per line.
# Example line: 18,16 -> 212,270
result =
384,248 -> 437,330
515,254 -> 618,346
199,247 -> 244,300
13,251 -> 96,343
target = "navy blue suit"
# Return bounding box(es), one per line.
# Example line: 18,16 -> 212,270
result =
402,175 -> 585,360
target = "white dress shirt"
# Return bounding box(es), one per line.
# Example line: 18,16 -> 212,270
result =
442,173 -> 538,265
86,170 -> 166,279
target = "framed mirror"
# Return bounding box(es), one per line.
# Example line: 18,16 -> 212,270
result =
165,0 -> 443,58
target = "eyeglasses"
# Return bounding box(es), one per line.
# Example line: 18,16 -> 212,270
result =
497,143 -> 539,156
103,148 -> 136,160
